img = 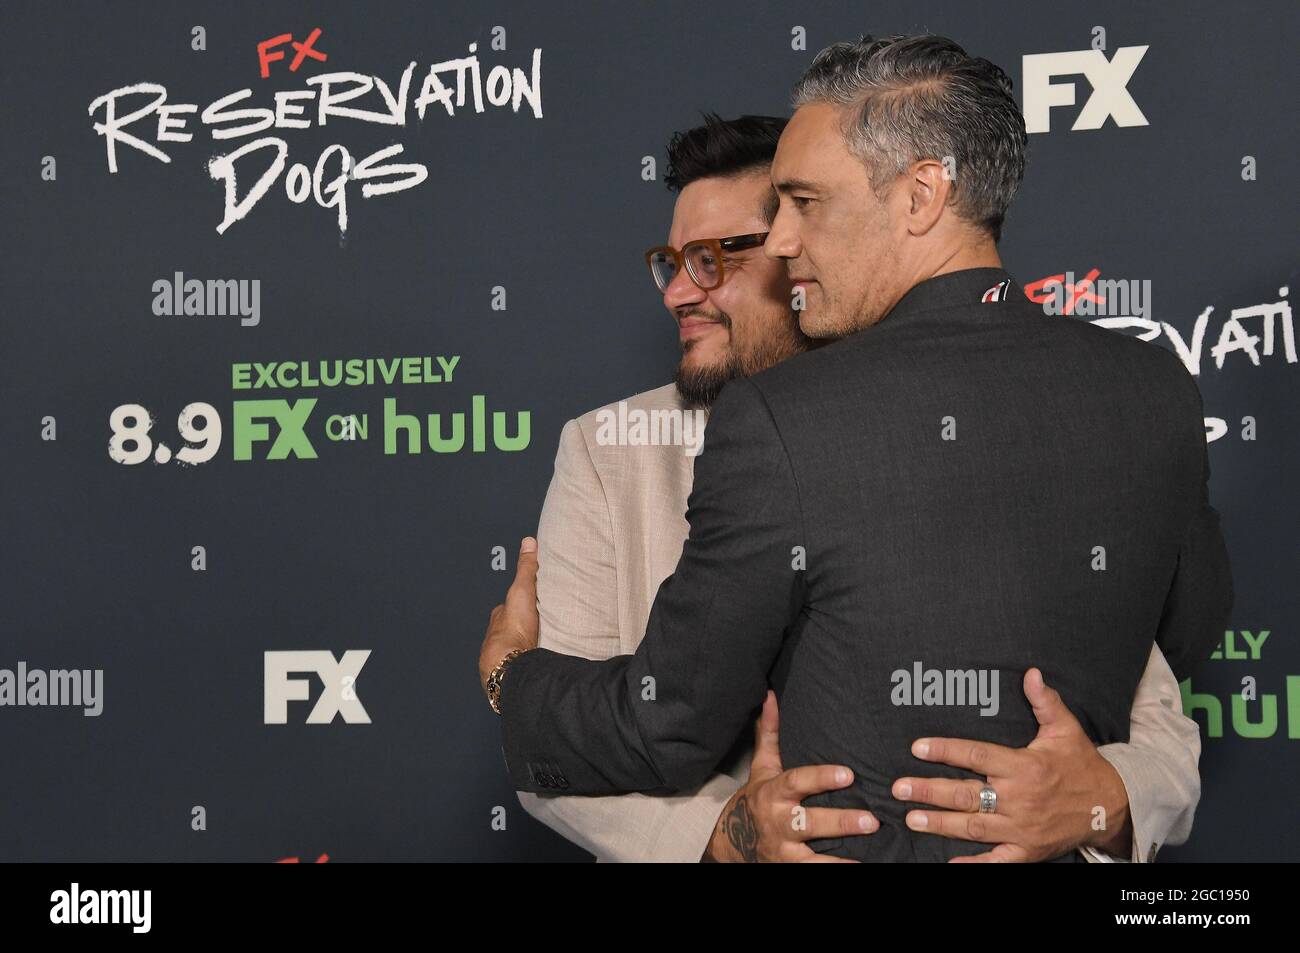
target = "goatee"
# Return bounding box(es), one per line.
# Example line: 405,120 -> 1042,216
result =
674,350 -> 743,408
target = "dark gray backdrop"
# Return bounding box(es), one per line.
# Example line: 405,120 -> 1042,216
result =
1,0 -> 1295,861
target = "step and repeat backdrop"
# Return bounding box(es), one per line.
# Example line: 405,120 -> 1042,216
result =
1,1 -> 1295,861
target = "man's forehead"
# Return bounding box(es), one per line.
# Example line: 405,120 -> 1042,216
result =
668,172 -> 770,243
772,102 -> 843,185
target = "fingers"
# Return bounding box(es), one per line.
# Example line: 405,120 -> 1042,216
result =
1023,667 -> 1079,733
750,691 -> 783,777
479,539 -> 540,683
905,808 -> 1013,844
776,763 -> 855,800
505,537 -> 539,611
800,807 -> 879,840
911,736 -> 1019,778
762,690 -> 780,731
892,777 -> 987,813
948,844 -> 1031,863
798,853 -> 861,863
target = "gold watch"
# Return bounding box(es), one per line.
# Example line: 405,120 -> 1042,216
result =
485,648 -> 528,715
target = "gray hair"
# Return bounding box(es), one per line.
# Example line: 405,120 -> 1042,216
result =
791,34 -> 1027,242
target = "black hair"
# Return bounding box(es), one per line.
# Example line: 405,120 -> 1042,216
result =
663,113 -> 788,193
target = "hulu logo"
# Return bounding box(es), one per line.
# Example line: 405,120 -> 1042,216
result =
384,396 -> 530,454
1181,630 -> 1300,739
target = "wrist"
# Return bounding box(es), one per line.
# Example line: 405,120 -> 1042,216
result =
1085,753 -> 1133,856
483,646 -> 529,715
479,637 -> 524,691
702,791 -> 744,863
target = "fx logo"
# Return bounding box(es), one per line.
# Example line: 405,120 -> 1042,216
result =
264,650 -> 371,724
233,399 -> 318,460
257,28 -> 328,79
1022,46 -> 1149,133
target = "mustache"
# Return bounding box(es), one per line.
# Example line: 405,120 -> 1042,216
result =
678,308 -> 731,329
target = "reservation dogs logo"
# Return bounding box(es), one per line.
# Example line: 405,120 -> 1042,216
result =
87,27 -> 544,235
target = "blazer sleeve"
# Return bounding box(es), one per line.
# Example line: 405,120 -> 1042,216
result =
515,418 -> 746,860
1091,642 -> 1202,862
1154,364 -> 1233,681
499,378 -> 805,795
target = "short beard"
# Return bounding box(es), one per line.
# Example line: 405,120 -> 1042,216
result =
674,349 -> 743,408
673,308 -> 812,408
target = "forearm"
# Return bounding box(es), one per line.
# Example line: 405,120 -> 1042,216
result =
501,647 -> 705,793
502,379 -> 805,797
1095,721 -> 1200,861
505,412 -> 670,793
1154,370 -> 1232,682
1083,757 -> 1133,858
518,764 -> 744,862
702,785 -> 760,862
1094,643 -> 1202,862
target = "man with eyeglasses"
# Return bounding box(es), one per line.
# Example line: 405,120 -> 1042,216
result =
502,111 -> 1202,863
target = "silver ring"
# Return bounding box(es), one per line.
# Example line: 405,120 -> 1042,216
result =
977,785 -> 998,814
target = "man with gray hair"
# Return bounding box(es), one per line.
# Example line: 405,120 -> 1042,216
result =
480,34 -> 1232,862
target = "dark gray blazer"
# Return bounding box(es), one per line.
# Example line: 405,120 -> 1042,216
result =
499,267 -> 1232,861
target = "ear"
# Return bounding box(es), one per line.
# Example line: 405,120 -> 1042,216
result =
904,158 -> 953,237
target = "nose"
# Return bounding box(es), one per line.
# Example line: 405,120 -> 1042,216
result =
662,262 -> 706,312
764,203 -> 802,260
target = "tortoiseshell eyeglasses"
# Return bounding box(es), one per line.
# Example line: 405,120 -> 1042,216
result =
644,232 -> 769,292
